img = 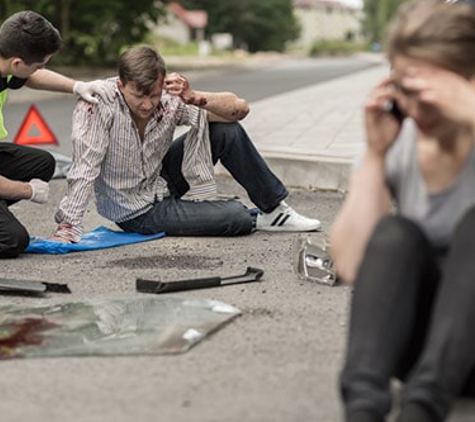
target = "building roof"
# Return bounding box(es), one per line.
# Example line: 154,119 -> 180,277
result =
293,0 -> 352,10
168,2 -> 208,29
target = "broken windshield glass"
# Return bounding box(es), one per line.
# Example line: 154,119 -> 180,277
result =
0,296 -> 240,359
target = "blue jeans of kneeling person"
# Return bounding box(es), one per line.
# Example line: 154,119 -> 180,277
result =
341,209 -> 475,422
117,122 -> 288,237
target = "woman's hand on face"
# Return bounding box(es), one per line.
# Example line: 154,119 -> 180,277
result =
401,67 -> 475,129
365,77 -> 403,156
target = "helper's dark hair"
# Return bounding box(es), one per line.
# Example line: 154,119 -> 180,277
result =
0,10 -> 63,65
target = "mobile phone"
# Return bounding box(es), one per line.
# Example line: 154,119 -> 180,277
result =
385,99 -> 405,123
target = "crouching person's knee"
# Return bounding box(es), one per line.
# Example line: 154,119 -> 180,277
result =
0,220 -> 30,258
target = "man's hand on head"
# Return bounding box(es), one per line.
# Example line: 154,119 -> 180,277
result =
164,72 -> 207,106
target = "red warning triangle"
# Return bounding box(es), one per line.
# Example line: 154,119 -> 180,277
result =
13,104 -> 58,145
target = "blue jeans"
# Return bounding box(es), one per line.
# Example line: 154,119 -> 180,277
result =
117,122 -> 288,236
341,212 -> 475,422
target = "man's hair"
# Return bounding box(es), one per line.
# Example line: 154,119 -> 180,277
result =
386,0 -> 475,78
118,45 -> 167,95
0,10 -> 63,65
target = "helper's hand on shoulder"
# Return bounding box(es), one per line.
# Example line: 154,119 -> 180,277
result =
28,178 -> 49,204
73,80 -> 115,104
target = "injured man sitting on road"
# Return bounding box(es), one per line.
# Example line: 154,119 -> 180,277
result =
51,45 -> 320,243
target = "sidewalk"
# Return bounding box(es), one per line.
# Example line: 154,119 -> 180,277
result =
240,57 -> 389,191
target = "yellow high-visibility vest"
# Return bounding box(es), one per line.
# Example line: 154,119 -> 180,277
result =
0,81 -> 9,139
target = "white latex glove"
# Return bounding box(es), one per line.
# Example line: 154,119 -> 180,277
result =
28,178 -> 49,204
73,80 -> 114,103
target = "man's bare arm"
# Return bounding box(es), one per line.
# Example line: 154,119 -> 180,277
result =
26,69 -> 114,103
0,175 -> 48,204
164,72 -> 249,122
0,175 -> 33,201
26,68 -> 75,92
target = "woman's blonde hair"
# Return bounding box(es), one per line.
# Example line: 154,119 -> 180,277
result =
386,0 -> 475,77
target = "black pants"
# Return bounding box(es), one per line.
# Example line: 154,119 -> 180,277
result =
341,211 -> 475,421
0,143 -> 55,257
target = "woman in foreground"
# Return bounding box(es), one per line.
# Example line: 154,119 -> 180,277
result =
330,1 -> 475,421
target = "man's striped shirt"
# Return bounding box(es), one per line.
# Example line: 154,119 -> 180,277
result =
55,78 -> 216,235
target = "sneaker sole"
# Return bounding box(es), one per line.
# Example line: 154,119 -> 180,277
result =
257,222 -> 322,232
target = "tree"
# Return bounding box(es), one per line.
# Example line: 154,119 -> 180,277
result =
363,0 -> 407,44
179,0 -> 300,52
65,0 -> 172,65
0,0 -> 171,66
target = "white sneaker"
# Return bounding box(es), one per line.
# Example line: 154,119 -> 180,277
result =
256,201 -> 322,232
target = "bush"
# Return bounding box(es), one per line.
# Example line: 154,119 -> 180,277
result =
309,40 -> 367,57
146,35 -> 200,56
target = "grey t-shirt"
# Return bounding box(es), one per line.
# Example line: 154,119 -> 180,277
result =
385,119 -> 475,248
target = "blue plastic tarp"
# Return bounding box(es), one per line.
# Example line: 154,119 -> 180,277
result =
25,226 -> 165,254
